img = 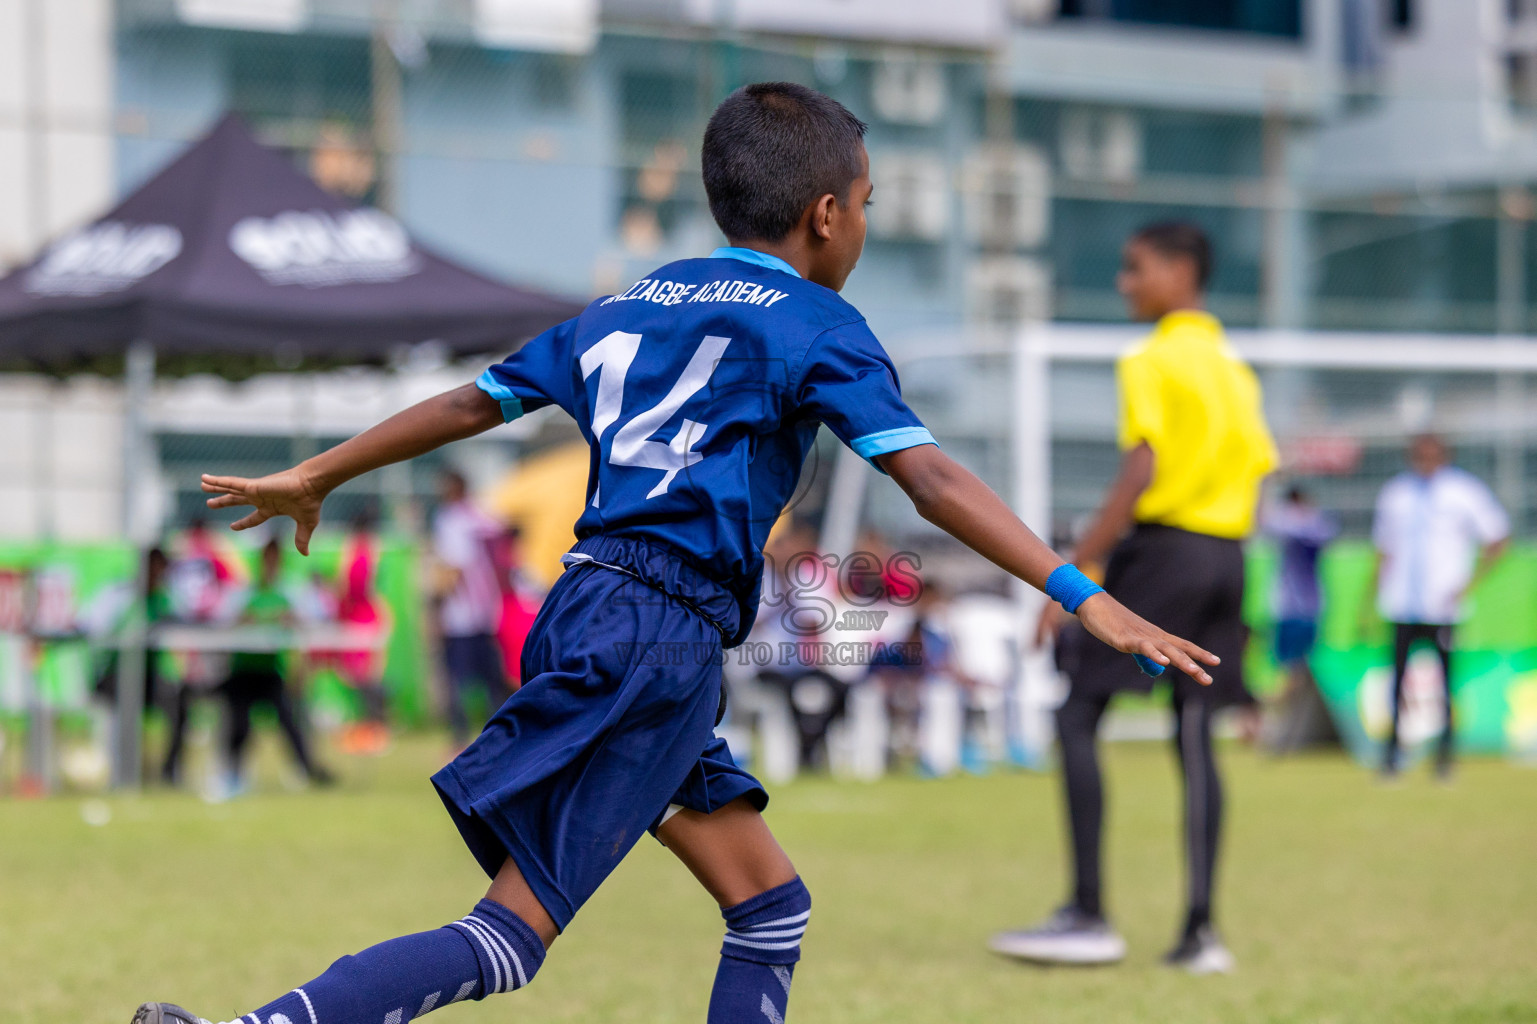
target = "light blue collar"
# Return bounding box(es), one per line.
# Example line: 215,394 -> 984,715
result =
709,246 -> 802,279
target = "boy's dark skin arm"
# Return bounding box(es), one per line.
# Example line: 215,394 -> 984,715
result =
881,444 -> 1213,683
201,383 -> 502,555
209,407 -> 1212,683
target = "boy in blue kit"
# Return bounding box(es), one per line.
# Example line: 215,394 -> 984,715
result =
136,83 -> 1215,1024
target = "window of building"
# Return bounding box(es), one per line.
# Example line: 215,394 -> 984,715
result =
225,32 -> 378,199
227,32 -> 372,130
615,69 -> 704,253
1509,53 -> 1537,117
1057,0 -> 1303,39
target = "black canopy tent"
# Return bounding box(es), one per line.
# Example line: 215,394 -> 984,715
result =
0,114 -> 583,789
0,113 -> 581,371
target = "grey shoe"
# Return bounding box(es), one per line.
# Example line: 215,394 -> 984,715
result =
1162,925 -> 1236,975
132,1004 -> 214,1024
989,906 -> 1127,965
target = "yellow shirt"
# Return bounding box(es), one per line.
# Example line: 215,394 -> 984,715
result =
1116,310 -> 1277,540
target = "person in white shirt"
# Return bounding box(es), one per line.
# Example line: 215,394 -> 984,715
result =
433,469 -> 513,746
1371,434 -> 1509,778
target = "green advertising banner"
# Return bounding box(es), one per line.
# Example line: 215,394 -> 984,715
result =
0,537 -> 433,729
2,537 -> 1534,764
1246,541 -> 1537,763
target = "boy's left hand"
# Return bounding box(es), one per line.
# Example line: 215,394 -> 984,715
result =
1074,592 -> 1218,685
201,468 -> 328,555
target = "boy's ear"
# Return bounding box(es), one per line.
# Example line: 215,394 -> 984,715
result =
810,193 -> 837,242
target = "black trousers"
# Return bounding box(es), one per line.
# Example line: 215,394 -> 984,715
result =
161,681 -> 200,784
442,633 -> 512,745
224,668 -> 321,779
1384,622 -> 1455,772
1057,687 -> 1222,932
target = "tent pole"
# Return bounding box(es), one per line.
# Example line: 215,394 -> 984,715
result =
113,340 -> 155,790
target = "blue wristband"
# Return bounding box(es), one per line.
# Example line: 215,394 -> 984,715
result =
1046,566 -> 1166,677
1044,564 -> 1104,615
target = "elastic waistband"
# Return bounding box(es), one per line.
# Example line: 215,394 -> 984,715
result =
563,534 -> 740,642
1132,522 -> 1243,548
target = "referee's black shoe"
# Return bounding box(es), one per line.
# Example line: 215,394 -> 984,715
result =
132,1003 -> 215,1024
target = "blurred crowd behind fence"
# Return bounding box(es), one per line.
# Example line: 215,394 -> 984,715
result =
6,1 -> 1537,784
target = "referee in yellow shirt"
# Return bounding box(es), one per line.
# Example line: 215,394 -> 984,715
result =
991,222 -> 1277,974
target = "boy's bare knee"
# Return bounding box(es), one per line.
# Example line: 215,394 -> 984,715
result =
485,858 -> 561,949
659,799 -> 797,907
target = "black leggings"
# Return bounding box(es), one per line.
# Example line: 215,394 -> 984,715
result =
224,669 -> 322,780
1385,622 -> 1455,772
1057,687 -> 1222,932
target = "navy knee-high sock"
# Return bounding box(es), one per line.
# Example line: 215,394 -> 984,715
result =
707,877 -> 811,1024
233,899 -> 545,1024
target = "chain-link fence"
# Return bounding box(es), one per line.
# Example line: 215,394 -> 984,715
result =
96,3 -> 1537,344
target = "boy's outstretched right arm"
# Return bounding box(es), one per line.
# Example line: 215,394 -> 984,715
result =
878,442 -> 1217,684
201,383 -> 504,555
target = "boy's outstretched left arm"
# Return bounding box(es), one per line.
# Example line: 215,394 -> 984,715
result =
878,443 -> 1216,684
202,384 -> 504,555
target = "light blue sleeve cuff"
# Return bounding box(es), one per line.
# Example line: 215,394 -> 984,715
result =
849,426 -> 939,472
475,369 -> 525,423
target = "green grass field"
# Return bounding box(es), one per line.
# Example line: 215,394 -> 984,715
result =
3,736 -> 1534,1024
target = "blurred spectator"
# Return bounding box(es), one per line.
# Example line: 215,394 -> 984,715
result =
491,527 -> 539,691
221,539 -> 332,794
161,519 -> 247,781
850,528 -> 921,605
1262,485 -> 1340,753
91,547 -> 186,781
485,440 -> 589,588
332,510 -> 391,756
1371,434 -> 1509,779
753,522 -> 847,772
432,469 -> 512,747
171,518 -> 244,622
872,580 -> 971,776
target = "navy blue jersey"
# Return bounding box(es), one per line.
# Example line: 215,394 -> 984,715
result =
476,247 -> 936,636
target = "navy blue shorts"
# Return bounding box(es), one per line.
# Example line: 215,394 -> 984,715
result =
431,535 -> 768,931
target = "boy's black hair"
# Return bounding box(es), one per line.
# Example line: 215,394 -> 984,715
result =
1131,220 -> 1214,289
702,82 -> 868,243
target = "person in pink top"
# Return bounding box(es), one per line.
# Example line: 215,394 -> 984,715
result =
433,470 -> 513,746
491,526 -> 539,692
335,510 -> 391,755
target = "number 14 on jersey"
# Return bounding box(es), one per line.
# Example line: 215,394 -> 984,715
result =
580,330 -> 732,501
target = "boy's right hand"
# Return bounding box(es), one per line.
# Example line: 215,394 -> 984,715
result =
1073,591 -> 1218,685
201,468 -> 328,555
